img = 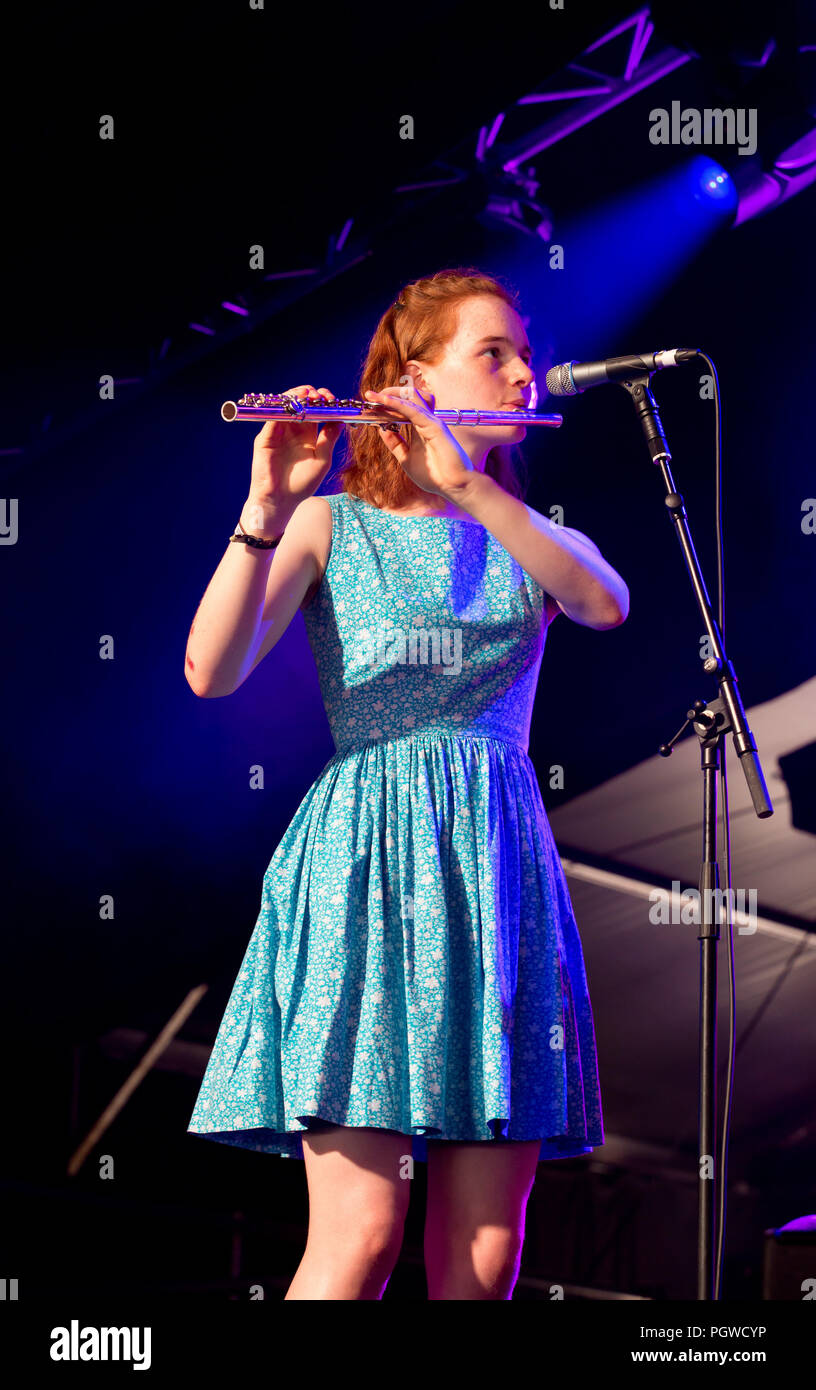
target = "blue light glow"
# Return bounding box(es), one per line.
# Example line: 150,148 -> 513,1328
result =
510,154 -> 740,353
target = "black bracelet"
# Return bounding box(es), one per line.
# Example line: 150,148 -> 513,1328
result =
229,518 -> 282,549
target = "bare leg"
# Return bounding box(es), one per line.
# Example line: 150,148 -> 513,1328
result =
424,1138 -> 541,1299
284,1124 -> 413,1300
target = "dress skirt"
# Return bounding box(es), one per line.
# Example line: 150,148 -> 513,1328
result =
187,730 -> 604,1162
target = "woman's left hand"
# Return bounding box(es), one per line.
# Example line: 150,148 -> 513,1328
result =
362,382 -> 475,499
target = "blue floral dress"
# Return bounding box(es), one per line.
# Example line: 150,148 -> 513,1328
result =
187,488 -> 604,1162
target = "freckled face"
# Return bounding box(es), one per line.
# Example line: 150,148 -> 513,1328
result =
406,295 -> 537,463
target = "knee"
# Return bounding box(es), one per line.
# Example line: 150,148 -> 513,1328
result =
357,1210 -> 407,1263
311,1201 -> 406,1261
473,1223 -> 522,1270
432,1225 -> 523,1300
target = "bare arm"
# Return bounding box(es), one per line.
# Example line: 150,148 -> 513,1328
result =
360,382 -> 629,631
451,472 -> 629,630
184,381 -> 342,697
184,495 -> 329,697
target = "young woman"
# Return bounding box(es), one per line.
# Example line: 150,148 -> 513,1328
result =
185,267 -> 629,1300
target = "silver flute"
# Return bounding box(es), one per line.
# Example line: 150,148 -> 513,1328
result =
220,393 -> 563,428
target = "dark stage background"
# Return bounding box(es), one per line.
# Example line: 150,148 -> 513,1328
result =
2,0 -> 815,1314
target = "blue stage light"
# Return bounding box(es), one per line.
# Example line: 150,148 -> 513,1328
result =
525,154 -> 741,348
695,160 -> 735,203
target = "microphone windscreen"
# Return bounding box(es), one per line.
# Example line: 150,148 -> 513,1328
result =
545,363 -> 575,397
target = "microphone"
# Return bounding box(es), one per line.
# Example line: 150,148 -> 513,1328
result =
545,348 -> 699,396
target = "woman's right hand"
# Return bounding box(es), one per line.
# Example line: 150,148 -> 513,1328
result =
246,385 -> 343,515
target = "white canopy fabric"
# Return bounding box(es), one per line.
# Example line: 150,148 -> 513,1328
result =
546,677 -> 816,1178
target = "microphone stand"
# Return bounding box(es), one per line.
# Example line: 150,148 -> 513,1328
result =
617,373 -> 773,1301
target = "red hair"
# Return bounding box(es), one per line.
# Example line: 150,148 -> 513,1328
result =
333,267 -> 530,509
